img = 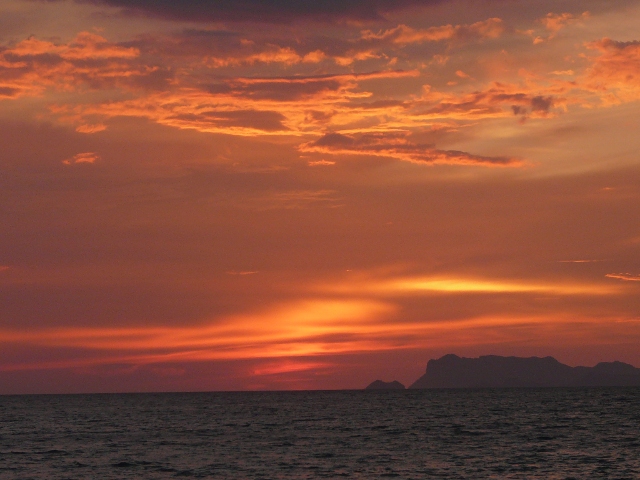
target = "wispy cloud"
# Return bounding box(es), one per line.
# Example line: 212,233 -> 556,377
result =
360,18 -> 504,45
1,303 -> 634,373
316,273 -> 620,296
0,299 -> 397,370
605,273 -> 640,282
308,159 -> 335,166
75,123 -> 107,134
540,12 -> 589,34
558,259 -> 604,263
300,132 -> 521,167
252,360 -> 333,376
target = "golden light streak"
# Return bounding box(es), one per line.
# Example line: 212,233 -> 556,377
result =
0,271 -> 622,373
0,299 -> 395,353
252,360 -> 333,376
558,259 -> 604,263
0,264 -> 627,374
318,275 -> 620,296
1,311 -> 638,372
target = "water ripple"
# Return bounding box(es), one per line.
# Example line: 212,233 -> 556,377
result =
1,388 -> 639,478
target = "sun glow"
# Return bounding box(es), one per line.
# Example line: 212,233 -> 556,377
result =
2,291 -> 636,373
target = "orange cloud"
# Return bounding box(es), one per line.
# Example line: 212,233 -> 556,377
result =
408,40 -> 640,121
75,123 -> 107,134
361,18 -> 504,45
192,18 -> 505,70
418,79 -> 573,121
531,12 -> 589,44
585,38 -> 640,103
2,27 -> 637,170
540,12 -> 589,34
333,50 -> 381,66
308,160 -> 335,166
6,32 -> 138,60
60,70 -> 420,136
605,273 -> 640,282
62,152 -> 100,165
300,132 -> 521,167
231,69 -> 420,85
207,46 -> 326,67
0,32 -> 162,98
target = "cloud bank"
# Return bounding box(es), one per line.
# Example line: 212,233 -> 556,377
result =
78,0 -> 446,23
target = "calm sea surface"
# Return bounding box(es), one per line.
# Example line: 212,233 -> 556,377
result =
1,388 -> 639,479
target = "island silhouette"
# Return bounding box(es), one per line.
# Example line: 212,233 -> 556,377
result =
366,354 -> 640,389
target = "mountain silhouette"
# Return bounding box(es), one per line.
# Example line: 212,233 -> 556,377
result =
408,354 -> 640,389
365,380 -> 406,390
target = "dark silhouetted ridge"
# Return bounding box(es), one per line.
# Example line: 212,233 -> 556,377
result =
365,380 -> 405,390
409,354 -> 640,389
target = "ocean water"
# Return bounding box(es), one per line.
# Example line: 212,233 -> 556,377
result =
1,388 -> 639,479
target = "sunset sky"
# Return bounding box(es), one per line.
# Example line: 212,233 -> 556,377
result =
1,0 -> 640,394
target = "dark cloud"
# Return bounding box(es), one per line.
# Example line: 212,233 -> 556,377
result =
594,39 -> 640,49
353,99 -> 407,109
530,95 -> 553,113
510,96 -> 553,117
203,78 -> 343,101
419,87 -> 563,121
0,86 -> 19,97
79,0 -> 445,23
4,52 -> 64,66
313,132 -> 355,147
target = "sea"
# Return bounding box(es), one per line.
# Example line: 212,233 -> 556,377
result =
1,388 -> 639,479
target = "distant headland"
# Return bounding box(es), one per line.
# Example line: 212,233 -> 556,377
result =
367,354 -> 640,390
